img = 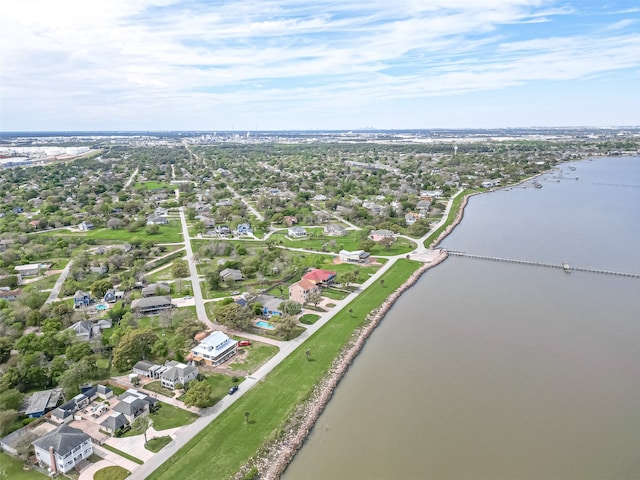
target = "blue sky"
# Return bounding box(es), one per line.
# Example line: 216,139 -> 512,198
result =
1,0 -> 639,131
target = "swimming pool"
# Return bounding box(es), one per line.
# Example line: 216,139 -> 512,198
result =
96,304 -> 108,311
255,320 -> 276,330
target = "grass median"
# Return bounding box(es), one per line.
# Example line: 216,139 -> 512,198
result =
149,259 -> 421,480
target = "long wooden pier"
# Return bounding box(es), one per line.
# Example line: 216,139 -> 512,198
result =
446,251 -> 640,279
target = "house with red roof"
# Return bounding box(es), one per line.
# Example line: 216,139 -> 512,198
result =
302,269 -> 337,287
289,279 -> 321,305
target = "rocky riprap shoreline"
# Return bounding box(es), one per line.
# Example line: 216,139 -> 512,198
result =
235,194 -> 473,480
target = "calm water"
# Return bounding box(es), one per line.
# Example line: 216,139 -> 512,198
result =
283,156 -> 640,480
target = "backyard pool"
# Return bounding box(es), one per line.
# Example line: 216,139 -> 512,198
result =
96,304 -> 108,311
255,320 -> 276,330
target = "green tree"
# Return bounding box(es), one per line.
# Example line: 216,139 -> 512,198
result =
91,278 -> 113,298
65,342 -> 93,362
306,289 -> 323,308
132,415 -> 152,445
172,259 -> 189,278
244,411 -> 250,424
279,300 -> 302,316
0,409 -> 18,436
0,390 -> 24,411
0,337 -> 13,363
146,224 -> 160,235
215,302 -> 252,329
182,380 -> 215,408
112,328 -> 158,371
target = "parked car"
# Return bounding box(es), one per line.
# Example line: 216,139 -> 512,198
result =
228,385 -> 239,395
238,340 -> 251,347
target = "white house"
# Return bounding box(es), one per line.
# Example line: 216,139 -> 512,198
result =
339,249 -> 371,264
288,226 -> 307,238
190,331 -> 238,366
33,425 -> 93,474
160,361 -> 199,389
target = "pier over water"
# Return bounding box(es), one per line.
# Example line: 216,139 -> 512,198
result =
446,251 -> 640,279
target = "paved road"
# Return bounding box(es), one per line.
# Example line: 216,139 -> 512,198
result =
124,167 -> 139,189
227,184 -> 264,221
129,190 -> 464,479
178,206 -> 212,328
45,260 -> 73,304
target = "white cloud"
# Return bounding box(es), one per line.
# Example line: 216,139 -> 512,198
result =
1,0 -> 639,129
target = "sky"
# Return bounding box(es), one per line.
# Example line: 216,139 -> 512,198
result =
1,0 -> 639,131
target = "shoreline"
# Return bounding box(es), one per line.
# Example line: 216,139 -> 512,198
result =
244,193 -> 474,480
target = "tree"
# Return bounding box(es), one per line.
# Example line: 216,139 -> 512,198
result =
0,409 -> 18,436
0,337 -> 12,363
172,259 -> 189,278
380,279 -> 385,287
244,411 -> 250,424
91,278 -> 113,298
106,218 -> 124,230
112,328 -> 158,371
182,380 -> 215,408
306,289 -> 323,308
305,348 -> 311,361
65,342 -> 93,362
0,390 -> 24,411
279,300 -> 302,316
379,237 -> 394,250
215,302 -> 252,329
348,308 -> 353,318
132,415 -> 152,445
145,224 -> 160,235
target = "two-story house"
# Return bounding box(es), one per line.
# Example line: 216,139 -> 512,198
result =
33,425 -> 93,474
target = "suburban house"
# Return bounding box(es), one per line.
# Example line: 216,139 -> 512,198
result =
14,263 -> 41,277
220,268 -> 244,282
288,226 -> 307,238
112,389 -> 158,424
132,360 -> 160,378
339,249 -> 371,264
302,269 -> 337,287
416,200 -> 431,211
215,225 -> 231,236
481,179 -> 501,188
254,294 -> 284,317
190,331 -> 238,366
160,361 -> 199,389
420,189 -> 443,199
236,223 -> 252,235
89,264 -> 108,275
103,288 -> 124,303
146,215 -> 169,225
405,212 -> 421,225
323,224 -> 347,236
289,279 -> 320,305
131,296 -> 173,315
73,290 -> 91,308
1,422 -> 53,457
20,388 -> 63,418
141,282 -> 170,297
369,229 -> 395,242
68,319 -> 111,341
100,412 -> 129,437
78,221 -> 94,231
0,287 -> 21,301
215,199 -> 233,207
33,425 -> 93,474
284,215 -> 297,227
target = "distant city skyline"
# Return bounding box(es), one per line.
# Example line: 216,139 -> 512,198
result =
1,1 -> 639,131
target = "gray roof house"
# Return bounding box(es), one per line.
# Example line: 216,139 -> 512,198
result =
20,388 -> 62,418
324,224 -> 347,236
131,295 -> 173,315
100,412 -> 129,436
33,425 -> 93,474
141,282 -> 171,297
113,389 -> 158,423
160,361 -> 199,389
220,268 -> 244,282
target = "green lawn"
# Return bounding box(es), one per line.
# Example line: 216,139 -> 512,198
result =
201,373 -> 244,404
299,314 -> 320,325
149,259 -> 421,480
146,436 -> 172,453
144,381 -> 175,397
320,288 -> 350,300
150,402 -> 198,431
269,231 -> 416,256
136,181 -> 171,191
423,189 -> 476,248
229,343 -> 279,373
0,453 -> 46,479
94,465 -> 131,480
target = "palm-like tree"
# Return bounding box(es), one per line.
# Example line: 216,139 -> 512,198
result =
244,411 -> 250,423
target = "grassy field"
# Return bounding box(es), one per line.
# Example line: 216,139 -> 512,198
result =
149,259 -> 421,480
423,189 -> 476,248
136,181 -> 171,191
320,288 -> 350,300
150,401 -> 198,431
269,231 -> 416,256
299,313 -> 320,325
146,436 -> 172,453
201,373 -> 244,404
144,381 -> 175,397
229,342 -> 279,374
94,465 -> 130,480
0,453 -> 46,479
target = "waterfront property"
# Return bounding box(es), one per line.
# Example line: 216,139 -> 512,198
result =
190,331 -> 238,366
160,361 -> 199,389
289,279 -> 320,305
302,269 -> 337,287
338,249 -> 371,264
131,295 -> 174,315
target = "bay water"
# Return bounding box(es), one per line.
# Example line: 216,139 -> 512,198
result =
283,156 -> 640,479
